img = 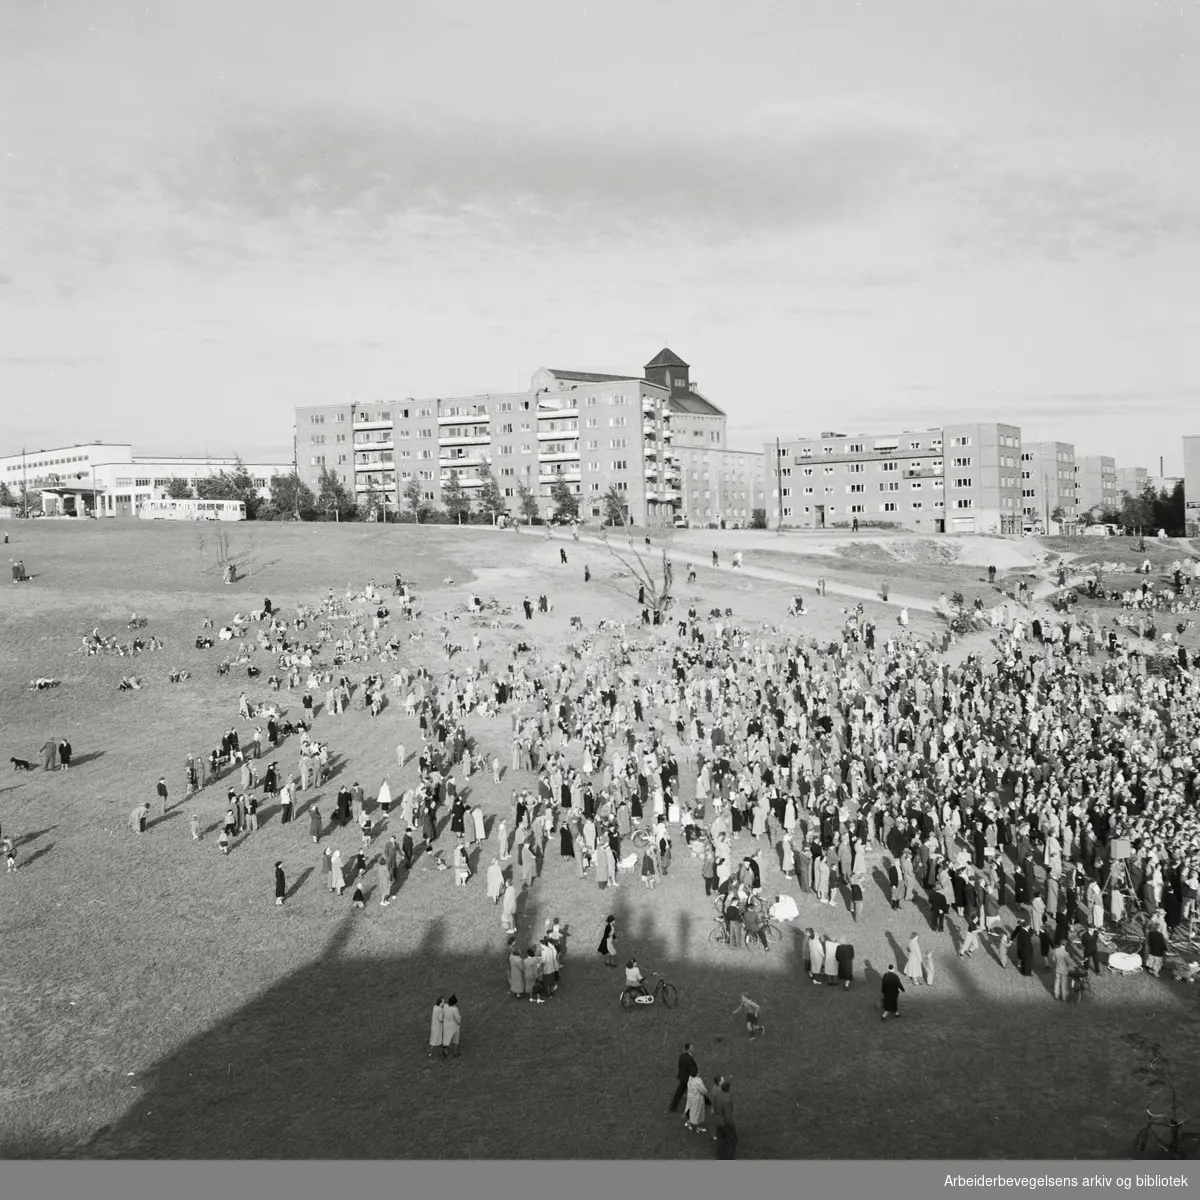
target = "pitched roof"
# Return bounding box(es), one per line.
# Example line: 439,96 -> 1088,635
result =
644,348 -> 690,370
669,391 -> 725,417
544,369 -> 641,384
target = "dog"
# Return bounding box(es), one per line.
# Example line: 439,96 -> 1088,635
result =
11,757 -> 36,772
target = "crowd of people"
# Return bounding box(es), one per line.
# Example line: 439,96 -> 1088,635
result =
14,533 -> 1200,1157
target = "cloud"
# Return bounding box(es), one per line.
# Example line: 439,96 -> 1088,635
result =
946,162 -> 1200,260
145,103 -> 946,246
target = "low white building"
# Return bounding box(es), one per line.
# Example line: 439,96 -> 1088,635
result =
0,442 -> 290,517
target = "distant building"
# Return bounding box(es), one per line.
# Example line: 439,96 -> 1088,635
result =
295,349 -> 759,526
1020,441 -> 1078,531
765,422 -> 1023,534
1184,436 -> 1200,534
1115,465 -> 1149,500
0,442 -> 288,518
1076,455 -> 1119,515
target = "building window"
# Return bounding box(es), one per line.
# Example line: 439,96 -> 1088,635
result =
848,483 -> 864,494
952,457 -> 972,468
955,498 -> 973,509
952,478 -> 972,489
880,461 -> 898,472
847,463 -> 864,474
882,502 -> 897,512
847,443 -> 864,453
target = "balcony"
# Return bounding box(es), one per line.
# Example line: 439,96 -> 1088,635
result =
440,453 -> 486,470
353,418 -> 393,431
441,431 -> 490,446
538,428 -> 580,441
538,470 -> 581,484
353,435 -> 394,450
438,409 -> 489,424
538,450 -> 581,465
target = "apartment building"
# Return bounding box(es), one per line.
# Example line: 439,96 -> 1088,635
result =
765,422 -> 1023,534
293,348 -> 776,526
1115,465 -> 1149,500
1020,441 -> 1077,531
0,442 -> 289,517
1184,436 -> 1200,534
676,445 -> 765,526
1076,455 -> 1119,515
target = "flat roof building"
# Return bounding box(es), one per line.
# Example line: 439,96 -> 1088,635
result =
295,349 -> 754,527
0,442 -> 289,518
765,422 -> 1022,534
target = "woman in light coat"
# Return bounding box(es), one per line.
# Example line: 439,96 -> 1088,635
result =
330,849 -> 345,896
809,931 -> 826,983
903,932 -> 924,984
486,857 -> 504,904
684,1066 -> 709,1132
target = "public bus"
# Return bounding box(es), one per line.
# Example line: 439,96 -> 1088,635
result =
138,498 -> 247,522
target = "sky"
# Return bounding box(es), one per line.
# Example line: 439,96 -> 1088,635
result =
2,0 -> 1198,471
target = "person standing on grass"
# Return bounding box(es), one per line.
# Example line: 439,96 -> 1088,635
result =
668,1043 -> 698,1113
684,1065 -> 709,1133
1015,919 -> 1033,976
486,857 -> 504,904
190,813 -> 201,841
275,861 -> 286,906
598,915 -> 618,967
881,965 -> 905,1019
712,1078 -> 737,1159
130,802 -> 149,835
903,933 -> 925,985
501,880 -> 518,935
508,941 -> 526,998
1051,939 -> 1071,1000
309,804 -> 322,843
377,856 -> 391,907
958,913 -> 981,958
429,997 -> 445,1058
156,777 -> 169,817
330,849 -> 345,896
443,996 -> 461,1057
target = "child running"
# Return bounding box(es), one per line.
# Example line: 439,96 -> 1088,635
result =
732,993 -> 764,1038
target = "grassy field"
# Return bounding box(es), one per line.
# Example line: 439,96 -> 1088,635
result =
1,519 -> 1198,1160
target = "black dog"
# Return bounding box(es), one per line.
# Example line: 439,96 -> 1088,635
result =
11,757 -> 36,772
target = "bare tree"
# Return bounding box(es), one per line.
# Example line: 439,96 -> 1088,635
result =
196,528 -> 235,577
598,515 -> 675,615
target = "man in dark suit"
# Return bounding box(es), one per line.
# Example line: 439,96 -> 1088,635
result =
881,965 -> 904,1019
1015,920 -> 1034,976
668,1043 -> 697,1112
1080,926 -> 1101,975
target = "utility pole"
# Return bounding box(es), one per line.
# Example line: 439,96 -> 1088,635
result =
776,437 -> 784,534
1043,471 -> 1050,535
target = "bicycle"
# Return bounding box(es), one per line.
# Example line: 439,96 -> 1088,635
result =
1132,1108 -> 1199,1159
631,827 -> 655,848
620,971 -> 678,1010
1067,968 -> 1091,1005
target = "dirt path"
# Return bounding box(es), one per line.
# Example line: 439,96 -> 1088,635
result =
519,527 -> 939,614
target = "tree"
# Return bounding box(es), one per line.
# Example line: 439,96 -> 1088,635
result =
317,466 -> 356,521
265,470 -> 317,520
601,485 -> 628,527
750,507 -> 768,530
550,469 -> 579,522
1050,505 -> 1065,525
360,479 -> 383,522
1119,487 -> 1154,534
0,482 -> 13,507
476,462 -> 506,523
1151,481 -> 1185,536
166,478 -> 193,500
599,514 -> 675,617
195,457 -> 262,519
516,480 -> 539,525
402,478 -> 428,524
442,470 -> 471,525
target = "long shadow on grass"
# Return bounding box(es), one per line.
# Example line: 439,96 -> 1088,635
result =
51,874 -> 1200,1163
21,842 -> 55,868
